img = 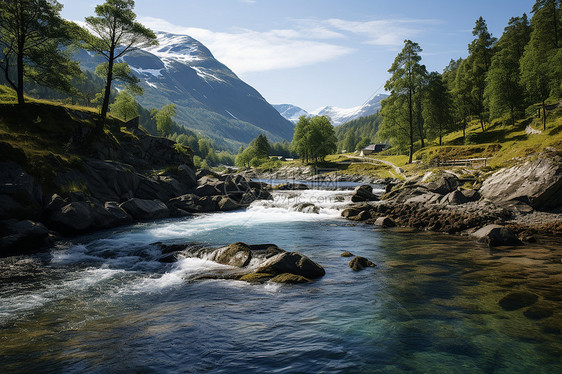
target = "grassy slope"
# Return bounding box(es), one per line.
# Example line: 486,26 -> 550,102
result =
275,104 -> 562,180
0,85 -> 154,191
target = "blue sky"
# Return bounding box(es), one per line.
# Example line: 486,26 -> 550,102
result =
61,0 -> 535,112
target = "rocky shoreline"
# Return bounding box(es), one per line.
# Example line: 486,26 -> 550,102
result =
342,154 -> 562,245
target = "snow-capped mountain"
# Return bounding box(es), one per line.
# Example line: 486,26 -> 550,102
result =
275,94 -> 388,127
75,32 -> 294,148
272,104 -> 309,123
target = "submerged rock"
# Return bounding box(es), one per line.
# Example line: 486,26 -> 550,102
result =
270,273 -> 311,284
238,273 -> 275,283
292,202 -> 319,214
274,183 -> 309,191
524,305 -> 554,320
341,251 -> 354,257
349,256 -> 376,271
498,292 -> 539,311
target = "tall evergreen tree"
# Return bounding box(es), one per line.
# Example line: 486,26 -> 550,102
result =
380,40 -> 426,163
0,0 -> 81,104
251,134 -> 271,158
521,2 -> 561,130
423,72 -> 452,145
452,59 -> 473,140
82,0 -> 157,131
485,15 -> 531,124
531,0 -> 561,48
467,17 -> 497,131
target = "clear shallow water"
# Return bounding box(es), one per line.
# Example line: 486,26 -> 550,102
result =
0,189 -> 561,373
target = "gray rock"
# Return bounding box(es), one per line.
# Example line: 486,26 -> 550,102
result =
217,196 -> 241,211
275,183 -> 309,190
480,157 -> 562,210
103,201 -> 134,226
292,202 -> 319,214
0,219 -> 49,254
119,198 -> 169,220
441,190 -> 470,205
194,183 -> 221,197
461,189 -> 481,202
470,224 -> 523,247
48,202 -> 95,232
257,252 -> 325,278
425,175 -> 459,195
351,185 -> 379,202
374,216 -> 396,228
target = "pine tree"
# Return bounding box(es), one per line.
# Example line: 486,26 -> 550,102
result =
521,2 -> 561,130
381,40 -> 427,163
251,134 -> 270,158
423,72 -> 452,145
0,0 -> 81,105
467,17 -> 497,132
485,15 -> 531,124
82,0 -> 157,131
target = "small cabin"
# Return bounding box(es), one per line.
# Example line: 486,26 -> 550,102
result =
360,144 -> 389,157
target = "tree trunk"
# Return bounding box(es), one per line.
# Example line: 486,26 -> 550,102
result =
439,122 -> 442,146
418,109 -> 424,148
408,88 -> 414,164
542,100 -> 547,131
98,49 -> 115,132
16,39 -> 25,105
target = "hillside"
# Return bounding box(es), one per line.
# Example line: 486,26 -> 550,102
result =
73,32 -> 295,149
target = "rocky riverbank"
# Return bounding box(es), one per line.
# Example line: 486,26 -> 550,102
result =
342,153 -> 562,245
0,105 -> 271,256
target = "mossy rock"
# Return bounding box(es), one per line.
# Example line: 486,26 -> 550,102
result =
238,273 -> 275,283
349,256 -> 376,271
341,251 -> 354,257
270,273 -> 311,284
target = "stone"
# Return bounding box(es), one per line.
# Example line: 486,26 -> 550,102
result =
167,194 -> 204,213
349,256 -> 376,271
194,183 -> 221,197
119,198 -> 169,220
470,224 -> 523,247
374,216 -> 396,228
292,202 -> 319,214
103,201 -> 134,226
274,183 -> 309,190
0,219 -> 49,254
48,202 -> 95,232
211,242 -> 252,267
217,196 -> 241,211
524,305 -> 554,320
461,189 -> 480,202
341,251 -> 354,257
238,273 -> 275,283
257,252 -> 325,278
270,273 -> 311,284
480,156 -> 562,210
351,185 -> 379,202
441,190 -> 470,205
498,292 -> 539,311
425,174 -> 459,195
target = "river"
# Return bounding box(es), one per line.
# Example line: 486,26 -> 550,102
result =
1,186 -> 561,373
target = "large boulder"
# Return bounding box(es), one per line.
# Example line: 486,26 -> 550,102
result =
470,224 -> 522,247
0,161 -> 43,220
374,216 -> 396,228
47,201 -> 95,232
102,201 -> 134,227
217,196 -> 242,211
441,190 -> 470,205
0,219 -> 50,255
480,156 -> 562,210
351,185 -> 379,202
425,174 -> 459,195
257,252 -> 325,278
119,198 -> 169,220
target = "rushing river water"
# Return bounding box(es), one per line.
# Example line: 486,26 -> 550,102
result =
1,186 -> 561,373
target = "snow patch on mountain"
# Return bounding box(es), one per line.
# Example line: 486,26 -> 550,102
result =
272,104 -> 309,123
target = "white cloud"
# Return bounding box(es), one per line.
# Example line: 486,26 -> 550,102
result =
140,17 -> 353,74
138,16 -> 440,74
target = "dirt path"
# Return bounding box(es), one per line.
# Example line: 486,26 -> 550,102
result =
342,155 -> 405,177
